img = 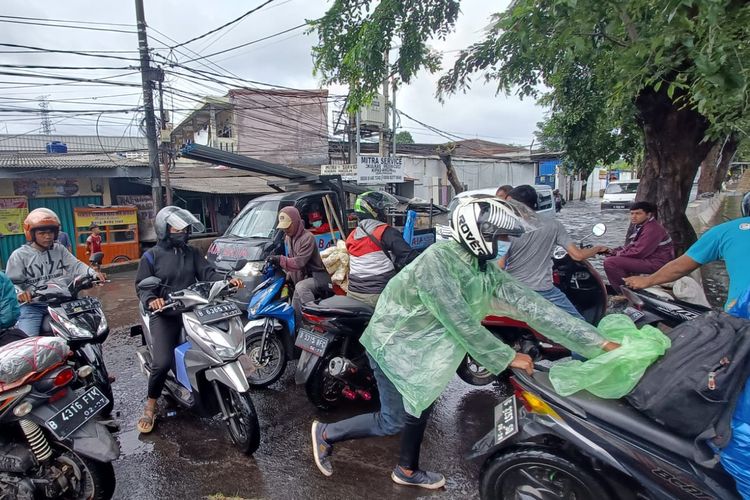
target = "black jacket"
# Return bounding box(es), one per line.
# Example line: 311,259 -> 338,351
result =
135,242 -> 224,308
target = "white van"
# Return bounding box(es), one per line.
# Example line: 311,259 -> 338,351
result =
601,180 -> 640,209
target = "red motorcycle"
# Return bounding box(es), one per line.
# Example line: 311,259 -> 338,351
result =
456,224 -> 608,385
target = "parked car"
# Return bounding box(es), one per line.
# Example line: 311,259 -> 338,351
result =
601,180 -> 640,209
446,185 -> 555,218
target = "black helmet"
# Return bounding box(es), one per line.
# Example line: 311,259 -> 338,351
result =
354,191 -> 399,221
742,192 -> 750,218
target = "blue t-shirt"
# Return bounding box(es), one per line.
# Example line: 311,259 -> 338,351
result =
686,217 -> 750,309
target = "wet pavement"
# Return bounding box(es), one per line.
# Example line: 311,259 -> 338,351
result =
90,198 -> 730,500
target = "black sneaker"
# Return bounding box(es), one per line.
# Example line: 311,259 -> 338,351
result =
311,420 -> 333,476
391,467 -> 446,489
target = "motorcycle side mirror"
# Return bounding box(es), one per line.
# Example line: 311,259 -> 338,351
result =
592,223 -> 607,237
137,276 -> 162,291
90,252 -> 104,265
233,259 -> 248,272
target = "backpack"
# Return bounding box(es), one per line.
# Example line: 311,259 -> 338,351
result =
627,311 -> 750,448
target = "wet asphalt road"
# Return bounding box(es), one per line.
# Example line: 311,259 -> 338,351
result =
90,199 -> 727,499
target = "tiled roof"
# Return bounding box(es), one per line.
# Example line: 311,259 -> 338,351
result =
0,152 -> 149,169
0,134 -> 146,153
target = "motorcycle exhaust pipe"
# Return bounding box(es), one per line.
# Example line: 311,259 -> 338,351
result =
328,357 -> 357,379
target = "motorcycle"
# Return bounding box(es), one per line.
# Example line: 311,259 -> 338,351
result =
295,295 -> 376,410
32,266 -> 115,415
456,223 -> 609,386
0,336 -> 119,499
242,260 -> 296,387
621,285 -> 712,328
470,367 -> 739,500
132,260 -> 261,455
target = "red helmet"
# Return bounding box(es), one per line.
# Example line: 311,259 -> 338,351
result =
309,211 -> 323,222
23,208 -> 61,242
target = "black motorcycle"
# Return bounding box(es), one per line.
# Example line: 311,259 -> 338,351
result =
471,367 -> 739,499
294,295 -> 376,410
0,337 -> 119,499
32,272 -> 114,415
621,285 -> 712,328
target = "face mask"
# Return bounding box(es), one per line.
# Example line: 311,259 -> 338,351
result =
312,221 -> 322,228
169,232 -> 189,246
495,241 -> 511,259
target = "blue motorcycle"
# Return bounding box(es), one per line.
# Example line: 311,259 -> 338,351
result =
243,261 -> 297,387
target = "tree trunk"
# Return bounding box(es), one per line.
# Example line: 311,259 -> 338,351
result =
438,152 -> 464,195
635,87 -> 714,255
697,135 -> 739,194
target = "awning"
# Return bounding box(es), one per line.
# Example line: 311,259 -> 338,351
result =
167,176 -> 277,195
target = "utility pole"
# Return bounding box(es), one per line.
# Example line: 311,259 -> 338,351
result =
157,78 -> 173,205
391,80 -> 397,158
135,0 -> 163,211
38,95 -> 54,135
379,82 -> 389,157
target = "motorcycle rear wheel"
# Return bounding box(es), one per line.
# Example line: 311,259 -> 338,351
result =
222,387 -> 260,455
51,444 -> 116,500
305,355 -> 345,411
456,355 -> 495,386
480,448 -> 610,500
245,326 -> 287,387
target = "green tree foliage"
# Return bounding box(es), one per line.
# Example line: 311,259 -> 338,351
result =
395,130 -> 415,144
312,0 -> 750,252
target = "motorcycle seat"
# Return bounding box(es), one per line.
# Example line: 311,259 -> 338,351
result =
302,295 -> 374,318
519,371 -> 699,462
0,337 -> 70,393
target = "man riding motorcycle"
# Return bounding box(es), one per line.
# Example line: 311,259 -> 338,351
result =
6,208 -> 105,336
311,196 -> 619,488
346,191 -> 417,306
134,206 -> 244,434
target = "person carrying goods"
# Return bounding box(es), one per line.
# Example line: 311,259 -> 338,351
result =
267,206 -> 331,327
6,208 -> 105,336
346,191 -> 418,306
134,206 -> 244,434
310,196 -> 619,488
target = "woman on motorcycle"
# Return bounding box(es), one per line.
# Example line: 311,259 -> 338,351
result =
134,206 -> 243,434
6,208 -> 105,336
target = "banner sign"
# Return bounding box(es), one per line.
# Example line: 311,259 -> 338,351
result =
116,195 -> 156,242
357,156 -> 404,184
13,178 -> 80,197
321,164 -> 356,181
75,207 -> 138,228
0,196 -> 28,235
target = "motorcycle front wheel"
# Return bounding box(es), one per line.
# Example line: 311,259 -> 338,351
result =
245,326 -> 287,387
221,387 -> 260,455
479,448 -> 610,500
456,355 -> 495,386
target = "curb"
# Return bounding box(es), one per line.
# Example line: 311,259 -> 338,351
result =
687,192 -> 726,234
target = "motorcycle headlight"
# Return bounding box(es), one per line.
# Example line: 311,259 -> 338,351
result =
235,261 -> 264,278
56,315 -> 94,339
96,314 -> 108,336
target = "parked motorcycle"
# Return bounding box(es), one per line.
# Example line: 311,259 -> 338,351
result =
295,295 -> 376,410
132,262 -> 261,455
470,367 -> 739,499
0,337 -> 119,499
32,264 -> 115,415
456,223 -> 609,386
243,261 -> 296,387
621,285 -> 712,328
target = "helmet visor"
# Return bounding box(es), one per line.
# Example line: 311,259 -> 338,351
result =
164,209 -> 205,234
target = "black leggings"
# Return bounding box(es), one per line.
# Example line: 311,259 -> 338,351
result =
398,404 -> 434,471
147,314 -> 182,399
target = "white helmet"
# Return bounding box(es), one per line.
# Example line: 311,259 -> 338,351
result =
450,197 -> 526,261
154,206 -> 205,240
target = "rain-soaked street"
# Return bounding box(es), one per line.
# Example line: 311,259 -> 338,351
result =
91,198 -> 728,500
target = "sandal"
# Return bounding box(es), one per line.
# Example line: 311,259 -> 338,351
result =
137,406 -> 156,434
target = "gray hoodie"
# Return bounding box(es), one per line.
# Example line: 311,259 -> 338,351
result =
6,243 -> 94,291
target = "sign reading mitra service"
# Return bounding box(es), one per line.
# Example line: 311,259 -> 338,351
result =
357,156 -> 404,184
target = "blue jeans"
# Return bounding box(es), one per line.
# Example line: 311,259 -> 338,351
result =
536,286 -> 585,321
16,303 -> 48,337
324,353 -> 407,442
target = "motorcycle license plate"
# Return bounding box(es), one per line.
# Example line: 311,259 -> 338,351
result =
46,387 -> 109,439
295,328 -> 329,357
494,396 -> 519,445
62,297 -> 99,315
613,204 -> 627,209
624,306 -> 645,322
194,302 -> 242,324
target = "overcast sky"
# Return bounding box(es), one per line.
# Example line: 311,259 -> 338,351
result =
0,0 -> 546,146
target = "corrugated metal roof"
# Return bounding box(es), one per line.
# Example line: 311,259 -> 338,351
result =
0,134 -> 146,153
168,176 -> 276,195
0,152 -> 149,169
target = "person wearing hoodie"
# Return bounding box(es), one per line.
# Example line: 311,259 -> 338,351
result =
134,206 -> 244,434
6,208 -> 104,336
268,206 -> 331,325
345,191 -> 417,306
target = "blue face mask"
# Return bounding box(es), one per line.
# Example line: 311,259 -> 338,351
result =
495,240 -> 511,259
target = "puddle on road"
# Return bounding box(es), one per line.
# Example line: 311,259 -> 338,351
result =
117,428 -> 155,457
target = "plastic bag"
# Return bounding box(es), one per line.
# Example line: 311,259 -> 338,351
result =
0,337 -> 69,392
720,380 -> 750,499
361,240 -> 611,417
548,314 -> 670,398
320,240 -> 350,291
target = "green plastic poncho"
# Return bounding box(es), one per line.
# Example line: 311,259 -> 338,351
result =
360,240 -> 609,417
548,314 -> 670,398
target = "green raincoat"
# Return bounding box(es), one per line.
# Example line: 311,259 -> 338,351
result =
361,240 -> 609,416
